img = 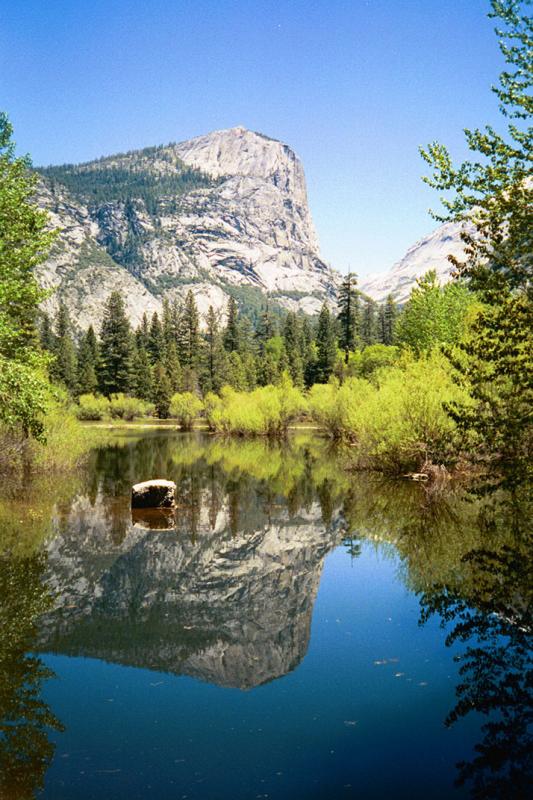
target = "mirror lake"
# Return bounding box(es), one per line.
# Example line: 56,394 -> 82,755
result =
0,430 -> 530,800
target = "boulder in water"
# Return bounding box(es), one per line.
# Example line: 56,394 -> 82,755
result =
131,479 -> 176,509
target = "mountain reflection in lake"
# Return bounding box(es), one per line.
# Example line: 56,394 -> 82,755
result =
0,431 -> 530,800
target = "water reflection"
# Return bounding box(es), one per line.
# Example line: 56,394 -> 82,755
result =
418,494 -> 532,799
0,431 -> 530,797
37,434 -> 349,689
0,553 -> 63,799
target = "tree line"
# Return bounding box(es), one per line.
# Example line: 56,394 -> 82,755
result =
39,280 -> 400,416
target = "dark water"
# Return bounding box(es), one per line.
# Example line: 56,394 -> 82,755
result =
0,431 -> 531,799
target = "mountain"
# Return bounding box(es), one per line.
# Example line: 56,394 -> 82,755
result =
360,221 -> 466,304
38,486 -> 342,690
36,126 -> 340,329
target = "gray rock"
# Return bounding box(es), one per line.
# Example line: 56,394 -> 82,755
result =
131,479 -> 176,509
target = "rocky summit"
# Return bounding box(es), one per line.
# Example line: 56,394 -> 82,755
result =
359,220 -> 466,304
37,126 -> 340,329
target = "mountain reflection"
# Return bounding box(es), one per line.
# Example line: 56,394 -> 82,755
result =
37,434 -> 348,689
1,431 -> 530,798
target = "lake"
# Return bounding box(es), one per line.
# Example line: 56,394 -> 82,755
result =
0,431 -> 530,799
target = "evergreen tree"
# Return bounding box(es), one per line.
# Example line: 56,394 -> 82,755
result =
164,340 -> 182,393
202,306 -> 227,393
315,303 -> 337,383
98,291 -> 132,396
151,363 -> 171,418
255,304 -> 276,353
177,290 -> 200,369
223,297 -> 241,353
382,295 -> 398,345
50,302 -> 77,391
227,351 -> 248,390
130,346 -> 153,400
76,326 -> 98,395
147,312 -> 165,364
283,312 -> 305,386
135,313 -> 149,350
39,313 -> 55,352
360,299 -> 378,346
337,273 -> 360,360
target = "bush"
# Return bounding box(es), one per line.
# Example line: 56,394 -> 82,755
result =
169,392 -> 203,430
76,393 -> 110,421
208,375 -> 307,436
109,393 -> 153,420
308,352 -> 471,472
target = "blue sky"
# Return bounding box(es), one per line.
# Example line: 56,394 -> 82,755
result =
2,0 -> 504,277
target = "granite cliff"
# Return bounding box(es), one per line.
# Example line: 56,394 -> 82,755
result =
37,126 -> 340,329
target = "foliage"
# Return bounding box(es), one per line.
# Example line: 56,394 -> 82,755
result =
420,0 -> 532,488
109,393 -> 153,421
98,291 -> 132,396
347,343 -> 400,379
309,353 -> 471,472
395,270 -> 477,353
0,357 -> 49,441
39,152 -> 215,215
75,393 -> 110,421
0,113 -> 56,442
207,374 -> 307,436
169,392 -> 203,430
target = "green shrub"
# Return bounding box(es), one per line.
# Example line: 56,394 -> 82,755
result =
309,352 -> 471,472
76,393 -> 110,421
169,392 -> 203,430
208,375 -> 307,436
109,393 -> 153,420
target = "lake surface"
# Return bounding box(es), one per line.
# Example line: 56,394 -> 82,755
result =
0,431 -> 531,799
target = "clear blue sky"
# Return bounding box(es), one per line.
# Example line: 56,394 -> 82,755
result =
2,0 -> 504,277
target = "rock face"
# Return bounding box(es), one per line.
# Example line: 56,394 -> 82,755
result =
36,127 -> 340,328
360,220 -> 467,304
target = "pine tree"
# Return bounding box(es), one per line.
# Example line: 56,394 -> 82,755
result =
337,273 -> 360,360
382,295 -> 398,345
202,306 -> 227,393
255,304 -> 276,353
164,340 -> 182,393
360,299 -> 378,346
315,302 -> 337,383
282,312 -> 304,386
135,313 -> 149,350
98,291 -> 132,396
39,312 -> 55,352
223,296 -> 241,353
177,290 -> 200,369
147,312 -> 165,364
130,346 -> 153,400
227,351 -> 248,390
151,363 -> 172,418
76,326 -> 98,395
50,302 -> 77,391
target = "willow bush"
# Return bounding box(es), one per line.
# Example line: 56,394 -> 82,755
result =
308,352 -> 471,472
169,392 -> 203,430
205,375 -> 307,436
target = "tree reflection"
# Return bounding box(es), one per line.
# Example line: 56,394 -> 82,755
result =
0,552 -> 63,799
419,496 -> 532,799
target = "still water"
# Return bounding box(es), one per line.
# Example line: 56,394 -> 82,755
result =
0,431 -> 531,799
